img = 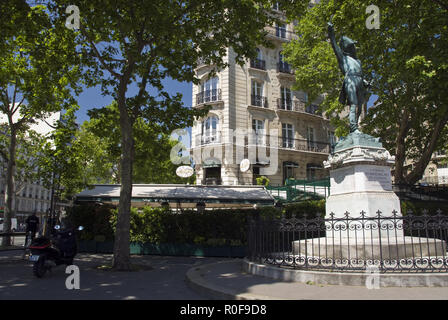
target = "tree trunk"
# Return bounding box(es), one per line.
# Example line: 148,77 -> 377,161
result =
404,113 -> 448,185
112,80 -> 134,271
393,108 -> 410,185
2,127 -> 17,247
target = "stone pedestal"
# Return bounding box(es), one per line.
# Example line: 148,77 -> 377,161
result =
323,133 -> 403,239
290,132 -> 447,263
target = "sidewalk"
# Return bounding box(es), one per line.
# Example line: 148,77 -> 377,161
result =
186,259 -> 448,300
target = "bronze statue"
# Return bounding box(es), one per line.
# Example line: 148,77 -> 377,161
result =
327,21 -> 369,133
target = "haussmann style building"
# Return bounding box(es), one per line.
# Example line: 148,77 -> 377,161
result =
190,8 -> 337,186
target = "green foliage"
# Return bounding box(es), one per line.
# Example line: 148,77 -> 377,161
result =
84,102 -> 193,184
282,200 -> 326,218
0,2 -> 82,241
46,0 -> 296,266
0,124 -> 46,193
66,204 -> 116,241
71,200 -> 326,245
283,0 -> 448,184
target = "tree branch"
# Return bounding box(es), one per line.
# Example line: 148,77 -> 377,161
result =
12,95 -> 25,116
79,23 -> 122,79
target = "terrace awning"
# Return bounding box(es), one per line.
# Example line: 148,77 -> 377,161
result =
75,184 -> 275,209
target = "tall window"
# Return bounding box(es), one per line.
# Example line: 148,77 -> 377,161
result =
276,23 -> 287,38
200,77 -> 219,103
306,164 -> 316,181
252,119 -> 265,145
329,131 -> 336,145
282,123 -> 294,148
283,162 -> 296,183
307,126 -> 316,150
256,48 -> 263,61
202,116 -> 219,144
278,51 -> 291,73
251,81 -> 265,107
280,86 -> 292,110
250,48 -> 265,70
303,92 -> 309,103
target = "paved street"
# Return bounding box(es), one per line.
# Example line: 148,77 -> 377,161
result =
0,251 -> 222,300
2,250 -> 448,300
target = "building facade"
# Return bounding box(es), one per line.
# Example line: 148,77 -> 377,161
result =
0,178 -> 52,223
191,10 -> 335,186
418,151 -> 448,185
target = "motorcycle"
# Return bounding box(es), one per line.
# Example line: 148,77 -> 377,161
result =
28,224 -> 84,278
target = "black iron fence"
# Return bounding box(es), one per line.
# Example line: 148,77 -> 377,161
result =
248,211 -> 448,273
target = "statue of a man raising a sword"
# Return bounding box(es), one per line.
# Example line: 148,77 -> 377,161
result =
327,20 -> 370,133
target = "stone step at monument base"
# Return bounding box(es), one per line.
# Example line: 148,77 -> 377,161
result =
293,236 -> 447,260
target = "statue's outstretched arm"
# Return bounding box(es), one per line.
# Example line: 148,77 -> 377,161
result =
327,22 -> 345,73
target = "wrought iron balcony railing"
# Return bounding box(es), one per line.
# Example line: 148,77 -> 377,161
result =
265,26 -> 297,41
194,133 -> 221,146
196,89 -> 222,105
245,134 -> 330,154
277,62 -> 294,75
280,136 -> 330,153
277,98 -> 293,111
251,95 -> 268,108
276,99 -> 323,117
250,58 -> 266,70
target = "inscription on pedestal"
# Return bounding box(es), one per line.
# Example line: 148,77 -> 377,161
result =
361,166 -> 392,191
330,165 -> 392,194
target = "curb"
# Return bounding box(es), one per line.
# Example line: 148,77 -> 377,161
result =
185,260 -> 283,300
243,259 -> 448,287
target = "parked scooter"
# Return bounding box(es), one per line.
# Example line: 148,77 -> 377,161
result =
28,224 -> 84,278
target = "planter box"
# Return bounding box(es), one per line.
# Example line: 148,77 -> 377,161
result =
79,240 -> 246,257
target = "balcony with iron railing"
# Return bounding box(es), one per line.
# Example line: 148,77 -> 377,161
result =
250,58 -> 266,71
277,61 -> 294,75
196,89 -> 222,106
280,136 -> 330,153
265,25 -> 297,42
251,94 -> 268,108
194,132 -> 222,146
276,99 -> 324,118
246,134 -> 331,154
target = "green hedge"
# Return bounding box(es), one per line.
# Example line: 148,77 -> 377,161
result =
66,201 -> 327,246
66,204 -> 115,241
67,199 -> 445,247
